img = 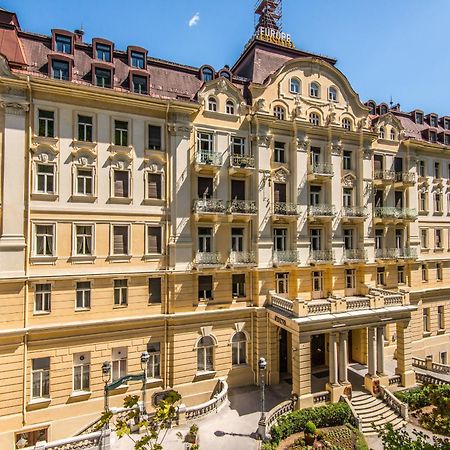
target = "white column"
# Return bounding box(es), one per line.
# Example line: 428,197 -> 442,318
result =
367,327 -> 377,377
376,327 -> 385,375
338,331 -> 349,384
329,333 -> 339,385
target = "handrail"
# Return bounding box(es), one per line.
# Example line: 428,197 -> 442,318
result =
388,375 -> 401,386
184,379 -> 228,421
35,430 -> 108,450
270,293 -> 294,313
340,395 -> 361,431
415,372 -> 450,386
379,385 -> 408,419
313,390 -> 330,404
265,400 -> 294,433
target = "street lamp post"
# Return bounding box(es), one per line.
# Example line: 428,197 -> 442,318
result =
140,351 -> 150,416
257,357 -> 267,440
101,361 -> 112,429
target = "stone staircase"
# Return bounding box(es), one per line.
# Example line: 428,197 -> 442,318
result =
351,390 -> 406,435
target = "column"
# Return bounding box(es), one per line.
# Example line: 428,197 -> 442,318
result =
367,327 -> 377,377
292,333 -> 313,409
395,320 -> 416,387
329,333 -> 339,385
338,331 -> 349,384
376,327 -> 385,375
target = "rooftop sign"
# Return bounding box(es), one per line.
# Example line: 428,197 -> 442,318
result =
255,26 -> 295,49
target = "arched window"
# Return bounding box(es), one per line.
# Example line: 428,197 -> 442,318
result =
290,78 -> 300,94
342,118 -> 352,131
219,71 -> 231,80
201,67 -> 214,82
390,129 -> 396,140
328,87 -> 338,102
310,82 -> 320,98
226,100 -> 235,115
379,127 -> 385,139
207,97 -> 217,112
231,332 -> 247,365
197,336 -> 214,372
380,105 -> 388,115
367,101 -> 376,115
274,106 -> 286,120
309,112 -> 320,126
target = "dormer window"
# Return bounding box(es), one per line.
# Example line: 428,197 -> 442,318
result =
379,127 -> 385,139
51,60 -> 70,80
367,101 -> 376,115
445,134 -> 450,146
415,111 -> 423,124
273,106 -> 285,120
379,104 -> 388,115
328,87 -> 338,102
207,97 -> 217,112
130,51 -> 145,69
430,131 -> 437,143
226,100 -> 235,115
444,119 -> 450,131
95,68 -> 112,88
55,34 -> 72,54
430,115 -> 438,128
310,82 -> 320,98
390,129 -> 396,140
132,75 -> 147,94
219,70 -> 231,80
96,43 -> 111,62
201,67 -> 214,82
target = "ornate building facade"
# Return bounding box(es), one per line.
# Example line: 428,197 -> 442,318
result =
0,6 -> 449,448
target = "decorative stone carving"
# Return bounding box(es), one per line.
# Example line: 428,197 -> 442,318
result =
342,173 -> 356,188
330,141 -> 343,156
253,98 -> 266,113
215,78 -> 228,94
357,118 -> 367,131
271,167 -> 289,183
362,147 -> 373,160
234,322 -> 245,332
257,134 -> 273,148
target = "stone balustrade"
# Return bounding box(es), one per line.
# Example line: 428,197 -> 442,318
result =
309,249 -> 335,263
374,207 -> 417,220
195,252 -> 221,266
413,356 -> 450,375
312,390 -> 331,404
388,375 -> 401,386
33,430 -> 108,450
264,400 -> 295,435
379,385 -> 408,419
395,172 -> 416,184
415,372 -> 450,386
343,248 -> 367,262
374,170 -> 396,182
375,248 -> 417,260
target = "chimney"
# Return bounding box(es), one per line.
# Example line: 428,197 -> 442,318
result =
74,28 -> 84,43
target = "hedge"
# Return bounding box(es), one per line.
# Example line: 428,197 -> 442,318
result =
395,384 -> 450,411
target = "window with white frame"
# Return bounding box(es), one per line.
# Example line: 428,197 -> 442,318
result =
35,283 -> 51,313
113,279 -> 128,306
148,125 -> 162,150
343,151 -> 352,170
231,331 -> 247,365
275,272 -> 288,294
328,86 -> 337,102
197,132 -> 214,155
312,270 -> 324,292
342,118 -> 352,131
31,357 -> 50,399
343,188 -> 353,207
111,348 -> 127,382
375,229 -> 383,249
398,266 -> 405,284
273,228 -> 287,251
35,224 -> 54,256
232,273 -> 245,298
309,112 -> 320,126
207,97 -> 217,112
434,192 -> 442,213
146,342 -> 161,378
55,34 -> 72,53
438,305 -> 445,330
147,225 -> 162,254
74,224 -> 93,256
345,269 -> 356,289
36,163 -> 55,194
343,229 -> 354,250
310,82 -> 320,98
231,136 -> 245,156
76,166 -> 94,196
73,352 -> 90,392
114,120 -> 128,146
379,127 -> 385,139
148,278 -> 161,304
77,115 -> 93,142
76,281 -> 91,310
274,141 -> 286,163
395,229 -> 403,249
226,100 -> 235,115
197,336 -> 214,372
310,185 -> 321,205
198,275 -> 213,301
113,169 -> 130,198
273,106 -> 285,120
437,263 -> 443,281
198,227 -> 212,253
146,172 -> 162,199
422,264 -> 428,282
290,78 -> 300,94
112,225 -> 129,255
377,267 -> 385,286
418,160 -> 426,177
310,228 -> 322,251
51,59 -> 70,80
38,110 -> 55,137
231,227 -> 244,252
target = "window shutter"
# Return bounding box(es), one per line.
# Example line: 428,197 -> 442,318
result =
147,227 -> 162,253
114,171 -> 129,197
148,174 -> 161,199
114,226 -> 128,254
149,278 -> 161,303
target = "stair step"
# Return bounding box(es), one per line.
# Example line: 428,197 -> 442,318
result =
352,400 -> 386,411
352,397 -> 384,406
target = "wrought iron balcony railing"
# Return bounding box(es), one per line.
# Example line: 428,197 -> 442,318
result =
193,199 -> 226,214
374,207 -> 417,220
195,150 -> 223,166
273,250 -> 301,264
308,204 -> 335,217
374,170 -> 396,182
195,252 -> 221,265
395,172 -> 416,184
375,248 -> 417,259
309,163 -> 334,176
230,154 -> 255,168
342,206 -> 368,218
343,248 -> 367,261
273,202 -> 301,216
229,251 -> 256,265
227,200 -> 257,215
309,249 -> 335,263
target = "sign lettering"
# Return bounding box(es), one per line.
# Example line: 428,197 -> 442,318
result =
256,27 -> 295,49
274,316 -> 287,326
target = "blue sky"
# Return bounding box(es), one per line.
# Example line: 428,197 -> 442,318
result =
4,0 -> 449,115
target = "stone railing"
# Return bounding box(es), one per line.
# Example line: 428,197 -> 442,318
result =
196,150 -> 222,166
395,172 -> 416,184
416,372 -> 450,386
374,207 -> 417,220
343,248 -> 367,262
227,199 -> 257,215
193,198 -> 226,214
265,400 -> 294,434
346,297 -> 370,310
270,293 -> 294,314
308,204 -> 335,217
195,252 -> 221,266
182,379 -> 228,422
229,251 -> 256,265
308,301 -> 332,315
375,248 -> 417,260
313,390 -> 330,404
310,162 -> 334,176
35,430 -> 109,450
342,206 -> 368,218
374,170 -> 396,182
369,287 -> 405,307
413,357 -> 450,375
379,385 -> 408,419
309,249 -> 335,263
340,395 -> 362,431
273,250 -> 301,265
230,153 -> 255,168
273,202 -> 301,216
412,357 -> 427,369
388,375 -> 401,386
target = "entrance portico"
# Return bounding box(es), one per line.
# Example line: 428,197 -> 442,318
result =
267,288 -> 417,408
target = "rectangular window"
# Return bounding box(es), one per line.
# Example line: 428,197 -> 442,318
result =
309,185 -> 321,206
131,51 -> 145,68
231,136 -> 245,155
395,229 -> 403,249
343,229 -> 354,250
437,263 -> 443,281
416,112 -> 423,124
345,269 -> 356,289
398,266 -> 405,284
418,160 -> 425,177
147,342 -> 161,379
73,353 -> 90,392
148,125 -> 162,150
375,229 -> 383,249
36,164 -> 55,194
274,182 -> 287,203
38,109 -> 55,138
15,429 -> 48,449
232,274 -> 246,298
435,193 -> 442,213
440,352 -> 448,365
422,264 -> 428,282
55,34 -> 71,53
231,179 -> 246,201
51,59 -> 69,80
423,308 -> 430,333
95,68 -> 112,88
35,284 -> 51,313
274,141 -> 285,163
113,279 -> 128,306
132,75 -> 147,94
275,272 -> 289,294
435,229 -> 443,249
197,177 -> 213,199
312,271 -> 324,292
419,191 -> 427,212
77,115 -> 93,142
231,227 -> 244,252
343,188 -> 353,207
76,281 -> 91,309
430,131 -> 437,143
31,357 -> 50,399
435,162 -> 441,178
438,306 -> 445,330
343,150 -> 352,170
421,229 -> 428,249
35,224 -> 54,256
147,173 -> 162,199
76,167 -> 94,196
148,278 -> 161,304
198,275 -> 213,300
96,43 -> 111,62
198,227 -> 212,253
75,225 -> 93,256
147,226 -> 162,254
310,228 -> 322,251
377,267 -> 385,286
197,132 -> 214,154
114,120 -> 128,146
113,170 -> 129,198
111,348 -> 127,382
273,228 -> 287,251
112,225 -> 129,255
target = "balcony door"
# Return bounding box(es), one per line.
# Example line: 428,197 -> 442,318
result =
231,179 -> 245,201
274,183 -> 287,203
198,177 -> 213,199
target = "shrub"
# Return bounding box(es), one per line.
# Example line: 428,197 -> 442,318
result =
395,384 -> 450,411
304,421 -> 316,435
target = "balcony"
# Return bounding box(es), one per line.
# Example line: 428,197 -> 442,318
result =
273,250 -> 301,266
342,206 -> 368,221
375,248 -> 418,260
374,207 -> 417,222
343,248 -> 367,263
374,170 -> 396,184
273,202 -> 301,220
395,172 -> 416,185
308,204 -> 335,221
229,251 -> 257,266
227,200 -> 257,216
229,154 -> 255,174
309,249 -> 335,264
193,199 -> 226,217
195,150 -> 223,172
308,163 -> 334,181
194,252 -> 221,267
